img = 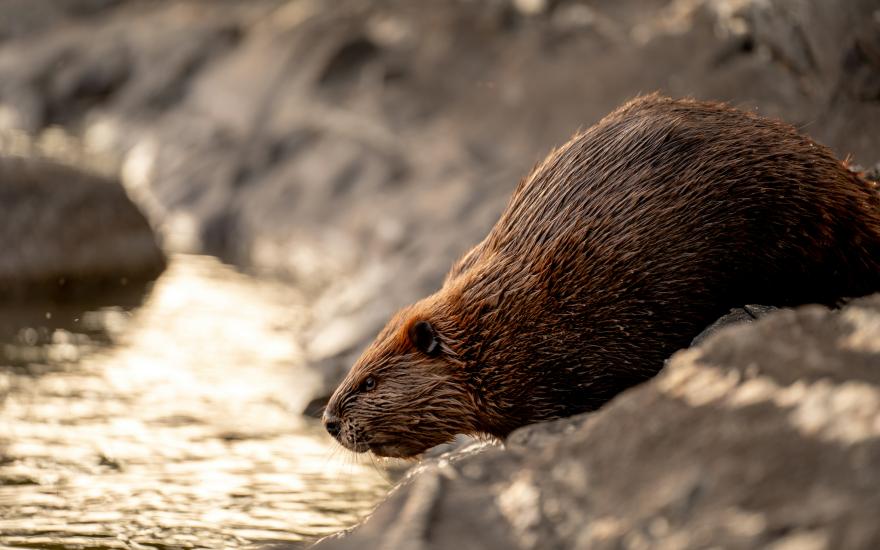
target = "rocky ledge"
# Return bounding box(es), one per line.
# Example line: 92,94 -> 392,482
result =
314,295 -> 880,550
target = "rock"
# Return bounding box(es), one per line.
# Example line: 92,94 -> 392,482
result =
0,0 -> 123,42
302,394 -> 329,420
0,155 -> 166,299
312,294 -> 880,549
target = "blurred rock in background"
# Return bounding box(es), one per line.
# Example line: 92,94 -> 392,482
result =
1,0 -> 878,422
0,154 -> 165,300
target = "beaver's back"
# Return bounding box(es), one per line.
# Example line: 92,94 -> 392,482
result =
446,95 -> 880,427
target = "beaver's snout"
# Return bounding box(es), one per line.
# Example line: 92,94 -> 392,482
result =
322,410 -> 341,438
321,406 -> 371,453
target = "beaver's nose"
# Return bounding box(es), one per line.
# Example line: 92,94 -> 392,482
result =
322,410 -> 341,438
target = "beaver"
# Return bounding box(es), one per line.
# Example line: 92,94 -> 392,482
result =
322,94 -> 880,458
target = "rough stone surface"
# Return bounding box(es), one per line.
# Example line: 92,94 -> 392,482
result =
0,155 -> 166,299
313,295 -> 880,550
0,0 -> 877,396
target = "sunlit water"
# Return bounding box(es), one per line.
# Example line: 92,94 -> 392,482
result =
0,255 -> 390,549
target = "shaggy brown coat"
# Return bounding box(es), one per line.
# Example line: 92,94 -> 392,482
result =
324,94 -> 880,458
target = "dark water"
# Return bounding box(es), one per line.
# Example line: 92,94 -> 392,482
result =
0,255 -> 389,549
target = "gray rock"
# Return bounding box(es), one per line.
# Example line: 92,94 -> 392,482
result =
0,155 -> 166,299
313,295 -> 880,550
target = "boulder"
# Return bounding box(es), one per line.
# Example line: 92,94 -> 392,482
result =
0,155 -> 166,300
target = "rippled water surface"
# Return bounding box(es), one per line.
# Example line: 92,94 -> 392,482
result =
0,255 -> 389,549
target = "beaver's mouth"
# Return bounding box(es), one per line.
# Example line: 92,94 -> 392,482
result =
332,429 -> 370,454
340,435 -> 415,457
336,428 -> 428,458
367,439 -> 427,458
348,440 -> 370,453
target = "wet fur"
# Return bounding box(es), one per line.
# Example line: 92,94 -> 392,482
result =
326,94 -> 880,457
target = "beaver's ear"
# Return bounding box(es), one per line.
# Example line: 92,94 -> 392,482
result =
410,321 -> 441,356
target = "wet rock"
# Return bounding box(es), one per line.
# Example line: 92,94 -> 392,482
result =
313,294 -> 880,550
0,155 -> 166,299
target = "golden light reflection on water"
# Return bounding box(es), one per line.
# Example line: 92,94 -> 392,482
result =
0,255 -> 389,549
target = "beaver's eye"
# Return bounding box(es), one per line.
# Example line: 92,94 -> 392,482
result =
410,320 -> 440,356
360,376 -> 377,392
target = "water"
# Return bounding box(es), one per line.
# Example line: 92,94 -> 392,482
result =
0,255 -> 389,549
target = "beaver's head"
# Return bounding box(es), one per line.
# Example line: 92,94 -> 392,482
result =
322,296 -> 481,458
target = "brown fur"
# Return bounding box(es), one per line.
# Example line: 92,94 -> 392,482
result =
324,94 -> 880,458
